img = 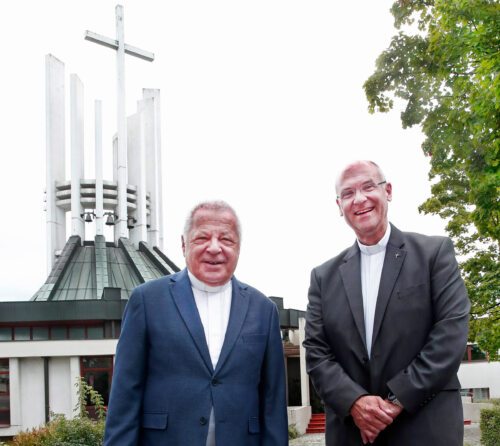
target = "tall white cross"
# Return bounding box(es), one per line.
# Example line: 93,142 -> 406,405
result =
85,4 -> 154,240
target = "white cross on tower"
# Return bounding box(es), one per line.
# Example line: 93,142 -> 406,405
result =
85,4 -> 154,240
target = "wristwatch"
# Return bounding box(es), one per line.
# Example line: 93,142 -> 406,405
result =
387,392 -> 404,408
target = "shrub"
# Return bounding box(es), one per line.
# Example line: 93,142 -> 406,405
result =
10,415 -> 104,446
10,422 -> 55,445
480,404 -> 500,446
288,423 -> 299,440
50,415 -> 104,446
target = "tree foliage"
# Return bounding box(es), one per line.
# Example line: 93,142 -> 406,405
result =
364,0 -> 499,358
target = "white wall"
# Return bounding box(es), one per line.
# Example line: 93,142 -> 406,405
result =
20,358 -> 45,430
49,357 -> 72,417
458,361 -> 500,398
0,339 -> 117,358
287,406 -> 311,435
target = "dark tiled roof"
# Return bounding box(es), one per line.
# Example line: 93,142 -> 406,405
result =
25,235 -> 303,329
31,235 -> 180,301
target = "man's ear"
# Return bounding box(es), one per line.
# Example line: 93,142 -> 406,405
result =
181,236 -> 186,256
336,198 -> 343,217
386,182 -> 393,202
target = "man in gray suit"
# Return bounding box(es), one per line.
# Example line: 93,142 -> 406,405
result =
304,160 -> 470,445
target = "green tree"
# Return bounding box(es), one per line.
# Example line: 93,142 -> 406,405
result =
364,0 -> 499,358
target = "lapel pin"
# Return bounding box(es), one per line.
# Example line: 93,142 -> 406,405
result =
395,253 -> 401,258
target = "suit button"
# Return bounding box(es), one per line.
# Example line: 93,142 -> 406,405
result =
362,357 -> 369,363
200,417 -> 208,425
211,379 -> 219,386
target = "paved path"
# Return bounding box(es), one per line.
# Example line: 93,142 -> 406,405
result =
290,423 -> 481,445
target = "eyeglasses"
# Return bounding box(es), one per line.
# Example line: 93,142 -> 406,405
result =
337,181 -> 387,201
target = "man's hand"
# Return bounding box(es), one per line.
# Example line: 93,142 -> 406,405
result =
383,398 -> 403,418
350,395 -> 395,444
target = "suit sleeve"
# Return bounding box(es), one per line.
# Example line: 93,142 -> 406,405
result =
259,303 -> 289,446
304,268 -> 368,417
104,287 -> 148,446
387,237 -> 470,413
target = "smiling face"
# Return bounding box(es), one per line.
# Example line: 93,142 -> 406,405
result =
336,161 -> 392,245
182,208 -> 240,286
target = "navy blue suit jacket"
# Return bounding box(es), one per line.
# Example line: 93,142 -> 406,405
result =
104,269 -> 288,446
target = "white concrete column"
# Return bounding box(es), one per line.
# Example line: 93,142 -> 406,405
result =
112,133 -> 118,242
69,357 -> 81,418
127,104 -> 148,246
20,358 -> 45,430
143,89 -> 164,249
70,74 -> 85,240
112,133 -> 118,183
49,358 -> 72,418
95,100 -> 104,236
45,55 -> 66,272
115,4 -> 129,240
9,358 -> 21,429
299,317 -> 310,406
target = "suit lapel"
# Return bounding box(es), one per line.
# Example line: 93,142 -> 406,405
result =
339,242 -> 367,352
371,225 -> 406,349
215,277 -> 249,373
169,270 -> 214,373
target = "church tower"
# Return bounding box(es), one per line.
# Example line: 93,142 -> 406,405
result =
33,5 -> 178,302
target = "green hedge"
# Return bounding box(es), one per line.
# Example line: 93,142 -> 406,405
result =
480,403 -> 500,446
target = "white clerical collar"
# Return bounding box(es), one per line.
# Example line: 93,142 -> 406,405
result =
187,270 -> 232,293
357,224 -> 391,256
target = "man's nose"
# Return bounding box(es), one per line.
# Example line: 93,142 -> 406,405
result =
353,188 -> 367,204
207,236 -> 222,253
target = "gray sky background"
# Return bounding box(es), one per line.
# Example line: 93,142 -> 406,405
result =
0,0 -> 447,310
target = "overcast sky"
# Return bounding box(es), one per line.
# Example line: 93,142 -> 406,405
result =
0,0 -> 447,310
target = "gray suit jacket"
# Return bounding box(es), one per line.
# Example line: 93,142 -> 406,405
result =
304,224 -> 470,446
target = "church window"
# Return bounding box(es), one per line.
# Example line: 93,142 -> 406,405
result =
0,328 -> 11,341
0,359 -> 9,426
32,327 -> 49,340
13,327 -> 30,341
81,356 -> 113,417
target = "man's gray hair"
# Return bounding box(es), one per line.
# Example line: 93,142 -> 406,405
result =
183,200 -> 242,240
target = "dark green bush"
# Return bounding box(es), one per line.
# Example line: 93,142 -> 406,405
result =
480,404 -> 500,446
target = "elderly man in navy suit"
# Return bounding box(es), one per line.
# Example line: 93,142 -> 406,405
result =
304,160 -> 470,445
104,200 -> 288,446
